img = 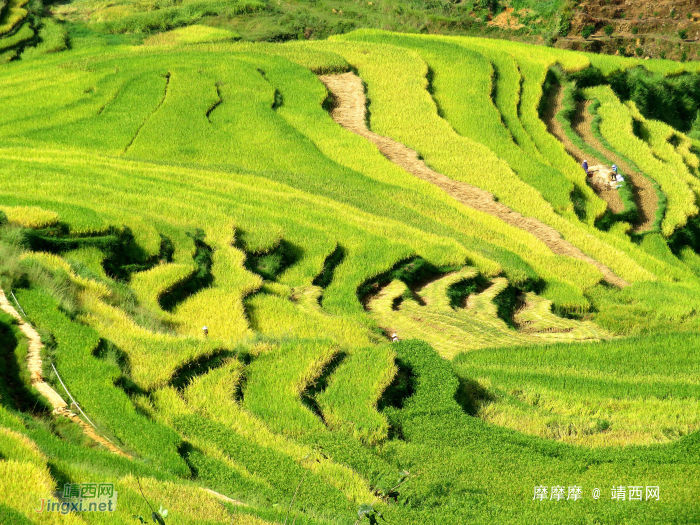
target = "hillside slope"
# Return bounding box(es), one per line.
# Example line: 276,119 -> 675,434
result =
0,32 -> 699,524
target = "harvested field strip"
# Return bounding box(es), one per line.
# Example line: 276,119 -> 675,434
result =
367,271 -> 608,359
319,72 -> 628,289
573,99 -> 658,232
544,83 -> 625,214
324,38 -> 660,285
0,288 -> 130,458
587,85 -> 697,236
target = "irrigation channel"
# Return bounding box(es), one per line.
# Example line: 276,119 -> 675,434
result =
319,72 -> 629,288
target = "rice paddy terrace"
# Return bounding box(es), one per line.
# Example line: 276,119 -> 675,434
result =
0,29 -> 700,524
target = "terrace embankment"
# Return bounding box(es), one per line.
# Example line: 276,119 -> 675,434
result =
543,84 -> 625,214
572,98 -> 659,232
319,72 -> 629,288
0,288 -> 131,458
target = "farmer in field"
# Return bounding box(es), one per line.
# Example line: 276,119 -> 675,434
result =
611,164 -> 618,182
203,326 -> 208,337
582,160 -> 589,175
614,173 -> 625,189
391,332 -> 399,342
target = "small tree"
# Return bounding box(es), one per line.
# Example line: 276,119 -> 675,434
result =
558,15 -> 571,36
581,25 -> 595,39
604,24 -> 614,36
678,29 -> 689,40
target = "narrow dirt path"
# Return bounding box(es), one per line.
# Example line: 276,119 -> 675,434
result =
201,487 -> 246,506
319,72 -> 629,288
0,288 -> 131,458
543,84 -> 625,214
573,100 -> 658,232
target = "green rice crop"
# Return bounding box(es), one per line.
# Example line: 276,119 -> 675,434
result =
0,21 -> 32,55
1,31 -> 700,524
21,19 -> 68,59
16,288 -> 191,476
316,345 -> 395,445
0,0 -> 28,36
243,339 -> 338,436
454,332 -> 700,446
587,85 -> 698,236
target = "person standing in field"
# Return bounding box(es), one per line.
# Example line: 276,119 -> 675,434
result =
203,326 -> 208,337
582,160 -> 589,175
391,333 -> 399,342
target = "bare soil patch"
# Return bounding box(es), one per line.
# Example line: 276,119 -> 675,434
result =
319,72 -> 628,288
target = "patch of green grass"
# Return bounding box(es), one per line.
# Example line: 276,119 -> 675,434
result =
453,331 -> 700,446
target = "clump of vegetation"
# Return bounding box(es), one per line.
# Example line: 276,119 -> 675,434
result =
607,66 -> 700,132
581,24 -> 595,38
446,274 -> 489,308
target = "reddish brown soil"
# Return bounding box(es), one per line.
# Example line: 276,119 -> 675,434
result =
556,0 -> 700,60
319,72 -> 629,288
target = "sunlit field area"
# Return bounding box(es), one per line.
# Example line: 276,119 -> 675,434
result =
0,22 -> 699,525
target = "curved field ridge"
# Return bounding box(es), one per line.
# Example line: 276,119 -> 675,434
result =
574,100 -> 659,232
319,72 -> 629,289
0,288 -> 130,458
367,270 -> 609,358
543,84 -> 625,214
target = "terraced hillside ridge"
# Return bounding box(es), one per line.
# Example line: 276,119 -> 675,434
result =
543,83 -> 625,214
366,268 -> 609,359
319,71 -> 629,289
573,99 -> 659,232
2,33 -> 700,524
0,288 -> 130,458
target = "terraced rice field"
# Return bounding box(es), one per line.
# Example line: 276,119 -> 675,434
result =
0,28 -> 699,525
